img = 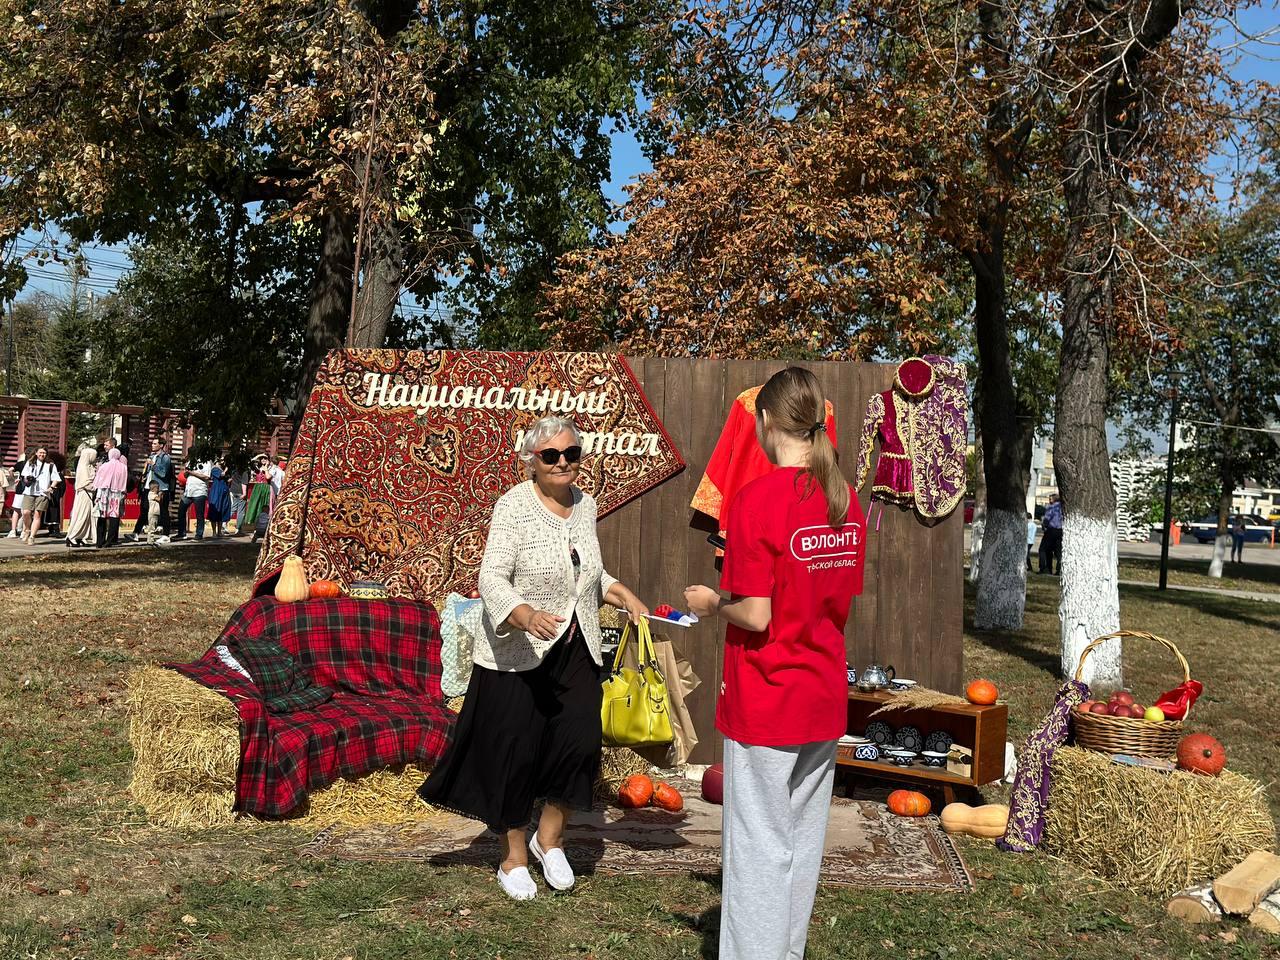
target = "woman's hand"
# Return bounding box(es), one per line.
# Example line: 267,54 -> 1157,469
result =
683,585 -> 721,619
519,607 -> 566,640
604,583 -> 649,625
620,592 -> 649,626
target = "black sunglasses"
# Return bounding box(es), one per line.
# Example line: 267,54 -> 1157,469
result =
536,445 -> 582,466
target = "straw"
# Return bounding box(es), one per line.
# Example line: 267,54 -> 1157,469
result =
1044,746 -> 1276,897
868,686 -> 969,716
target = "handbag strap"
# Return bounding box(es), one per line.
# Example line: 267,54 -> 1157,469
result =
611,616 -> 658,674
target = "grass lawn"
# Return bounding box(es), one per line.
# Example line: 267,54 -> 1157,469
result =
1118,555 -> 1280,596
1,546 -> 1277,960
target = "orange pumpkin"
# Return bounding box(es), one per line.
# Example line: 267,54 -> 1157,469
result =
652,782 -> 684,812
965,678 -> 999,705
1177,733 -> 1226,776
308,579 -> 343,599
887,789 -> 932,817
618,774 -> 655,808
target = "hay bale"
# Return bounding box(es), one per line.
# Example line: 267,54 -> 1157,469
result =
595,746 -> 653,800
127,666 -> 240,828
129,668 -> 648,826
1044,746 -> 1276,896
289,765 -> 448,829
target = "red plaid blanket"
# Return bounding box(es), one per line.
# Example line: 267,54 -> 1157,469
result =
170,596 -> 454,817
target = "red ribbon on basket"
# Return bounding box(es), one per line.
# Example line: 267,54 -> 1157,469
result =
1152,679 -> 1204,721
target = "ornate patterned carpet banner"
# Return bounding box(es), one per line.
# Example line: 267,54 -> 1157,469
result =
253,350 -> 685,603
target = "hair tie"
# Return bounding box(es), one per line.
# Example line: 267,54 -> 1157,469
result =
810,421 -> 826,436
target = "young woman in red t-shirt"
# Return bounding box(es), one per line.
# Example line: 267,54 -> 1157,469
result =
685,367 -> 866,960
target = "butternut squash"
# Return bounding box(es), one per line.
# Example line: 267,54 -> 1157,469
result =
939,802 -> 1009,839
274,555 -> 310,603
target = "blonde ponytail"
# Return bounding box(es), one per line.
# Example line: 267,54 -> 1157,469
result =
756,367 -> 850,528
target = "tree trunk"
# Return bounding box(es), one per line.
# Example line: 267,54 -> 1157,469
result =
969,404 -> 987,583
972,246 -> 1034,630
295,209 -> 354,415
1055,145 -> 1120,687
348,216 -> 404,348
1208,472 -> 1233,578
1054,0 -> 1185,687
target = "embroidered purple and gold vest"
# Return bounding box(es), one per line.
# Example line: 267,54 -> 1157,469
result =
855,356 -> 968,519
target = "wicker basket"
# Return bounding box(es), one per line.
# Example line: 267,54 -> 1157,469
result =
1072,631 -> 1190,759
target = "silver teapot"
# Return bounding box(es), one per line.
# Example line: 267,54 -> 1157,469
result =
857,662 -> 896,692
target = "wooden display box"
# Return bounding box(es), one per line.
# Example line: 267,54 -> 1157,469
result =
837,690 -> 1007,805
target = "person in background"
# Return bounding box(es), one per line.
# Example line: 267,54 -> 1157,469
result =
1026,512 -> 1037,569
42,451 -> 67,538
98,435 -> 117,465
144,475 -> 165,544
683,367 -> 866,960
174,456 -> 213,541
268,455 -> 287,498
93,448 -> 128,547
243,455 -> 273,544
206,461 -> 231,538
1039,493 -> 1063,575
20,448 -> 61,545
420,416 -> 649,902
150,438 -> 174,536
65,443 -> 99,548
1231,515 -> 1247,564
3,455 -> 22,538
131,444 -> 153,541
225,461 -> 248,535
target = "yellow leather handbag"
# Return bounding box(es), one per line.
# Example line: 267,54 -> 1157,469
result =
600,618 -> 673,747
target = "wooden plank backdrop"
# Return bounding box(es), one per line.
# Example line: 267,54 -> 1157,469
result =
597,358 -> 964,765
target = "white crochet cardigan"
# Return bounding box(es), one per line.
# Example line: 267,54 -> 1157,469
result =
465,481 -> 618,672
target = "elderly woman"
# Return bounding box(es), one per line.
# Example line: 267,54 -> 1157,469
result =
420,415 -> 649,901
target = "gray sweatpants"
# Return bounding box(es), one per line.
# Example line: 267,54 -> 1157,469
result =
720,737 -> 837,960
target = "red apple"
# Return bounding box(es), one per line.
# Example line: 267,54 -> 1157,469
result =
1109,703 -> 1130,716
1111,690 -> 1136,706
1089,702 -> 1110,714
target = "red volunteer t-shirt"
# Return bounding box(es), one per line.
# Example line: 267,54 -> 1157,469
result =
716,467 -> 866,747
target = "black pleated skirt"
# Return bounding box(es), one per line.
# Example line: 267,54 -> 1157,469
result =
419,621 -> 603,831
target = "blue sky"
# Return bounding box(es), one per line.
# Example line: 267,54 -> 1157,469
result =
13,3 -> 1279,303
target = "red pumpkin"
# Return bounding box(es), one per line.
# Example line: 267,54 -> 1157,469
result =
652,782 -> 684,812
618,774 -> 655,808
887,789 -> 932,817
308,579 -> 343,599
1177,733 -> 1226,776
966,678 -> 999,706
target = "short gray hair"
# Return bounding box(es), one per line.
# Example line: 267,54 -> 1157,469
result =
518,416 -> 581,473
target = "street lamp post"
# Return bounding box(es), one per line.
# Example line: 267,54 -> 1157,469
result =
1158,373 -> 1181,591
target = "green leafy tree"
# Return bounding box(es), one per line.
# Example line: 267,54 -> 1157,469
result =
0,0 -> 667,413
94,212 -> 314,447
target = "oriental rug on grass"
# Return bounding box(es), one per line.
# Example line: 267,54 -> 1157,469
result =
302,780 -> 973,893
254,349 -> 685,601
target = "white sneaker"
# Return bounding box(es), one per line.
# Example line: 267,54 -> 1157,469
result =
529,835 -> 575,891
6,530 -> 17,538
496,865 -> 537,901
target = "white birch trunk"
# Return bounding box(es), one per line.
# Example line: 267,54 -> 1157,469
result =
1208,533 -> 1230,579
969,515 -> 985,583
1059,513 -> 1121,687
974,508 -> 1027,630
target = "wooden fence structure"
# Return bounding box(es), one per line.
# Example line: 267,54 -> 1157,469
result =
597,358 -> 964,765
0,396 -> 295,522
